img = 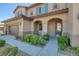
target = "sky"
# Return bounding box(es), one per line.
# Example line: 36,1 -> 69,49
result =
0,3 -> 32,22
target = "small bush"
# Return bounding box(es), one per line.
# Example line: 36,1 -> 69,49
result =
15,35 -> 21,40
23,34 -> 32,43
76,47 -> 79,56
57,35 -> 69,50
43,33 -> 49,41
42,40 -> 48,45
0,31 -> 5,36
65,47 -> 72,52
30,35 -> 39,45
38,39 -> 47,46
23,34 -> 48,46
7,47 -> 18,56
0,40 -> 6,47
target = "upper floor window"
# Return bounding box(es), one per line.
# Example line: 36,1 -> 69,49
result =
15,11 -> 23,16
36,7 -> 41,15
36,4 -> 48,15
53,3 -> 59,9
30,11 -> 33,16
44,4 -> 48,13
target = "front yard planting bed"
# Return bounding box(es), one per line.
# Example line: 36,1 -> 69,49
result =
57,35 -> 79,56
0,39 -> 30,56
0,40 -> 6,47
0,31 -> 5,36
15,33 -> 49,47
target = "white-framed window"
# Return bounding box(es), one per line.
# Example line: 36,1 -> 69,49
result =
36,7 -> 41,15
53,3 -> 59,9
15,11 -> 23,16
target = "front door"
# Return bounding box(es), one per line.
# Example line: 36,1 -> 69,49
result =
55,20 -> 62,36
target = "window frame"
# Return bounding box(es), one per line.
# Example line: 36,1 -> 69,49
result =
15,11 -> 23,16
36,7 -> 41,15
53,3 -> 59,9
30,11 -> 33,16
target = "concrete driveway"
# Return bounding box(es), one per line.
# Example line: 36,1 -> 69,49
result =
0,35 -> 58,56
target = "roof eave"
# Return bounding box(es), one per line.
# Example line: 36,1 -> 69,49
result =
2,15 -> 33,23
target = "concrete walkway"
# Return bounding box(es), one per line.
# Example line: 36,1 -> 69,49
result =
38,39 -> 58,56
0,35 -> 58,56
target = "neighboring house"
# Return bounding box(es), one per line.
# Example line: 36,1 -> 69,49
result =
0,23 -> 4,32
2,3 -> 79,47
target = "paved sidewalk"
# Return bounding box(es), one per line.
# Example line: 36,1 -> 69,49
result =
0,35 -> 58,56
38,39 -> 58,56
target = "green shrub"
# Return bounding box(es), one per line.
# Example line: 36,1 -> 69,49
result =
66,47 -> 72,52
0,31 -> 5,36
15,35 -> 21,40
7,47 -> 18,56
76,47 -> 79,56
57,35 -> 69,50
23,34 -> 32,43
43,33 -> 49,41
23,34 -> 48,46
37,39 -> 47,46
0,40 -> 6,47
40,39 -> 47,46
30,35 -> 39,45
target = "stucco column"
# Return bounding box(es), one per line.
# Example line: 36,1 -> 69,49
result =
68,4 -> 79,47
19,20 -> 23,36
62,18 -> 68,35
4,24 -> 7,35
42,21 -> 48,35
31,22 -> 34,34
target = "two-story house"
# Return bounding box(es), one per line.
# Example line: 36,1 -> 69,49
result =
2,3 -> 79,47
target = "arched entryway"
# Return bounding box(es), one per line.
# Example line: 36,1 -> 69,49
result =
33,21 -> 42,35
48,18 -> 62,37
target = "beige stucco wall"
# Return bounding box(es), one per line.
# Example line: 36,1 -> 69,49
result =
32,13 -> 68,36
48,20 -> 55,37
68,4 -> 79,47
23,20 -> 32,35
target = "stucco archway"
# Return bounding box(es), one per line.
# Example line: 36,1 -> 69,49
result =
48,18 -> 62,37
33,21 -> 42,35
